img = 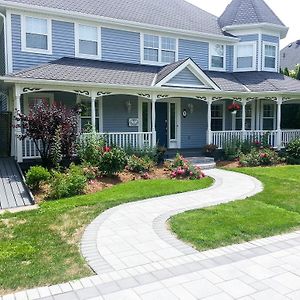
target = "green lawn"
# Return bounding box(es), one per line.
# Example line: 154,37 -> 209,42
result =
170,166 -> 300,251
0,178 -> 212,294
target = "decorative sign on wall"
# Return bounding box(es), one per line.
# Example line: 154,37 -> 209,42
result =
182,109 -> 187,118
128,118 -> 139,127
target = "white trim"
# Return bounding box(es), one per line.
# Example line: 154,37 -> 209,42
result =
260,100 -> 276,130
233,41 -> 257,72
209,42 -> 226,71
99,96 -> 103,132
6,10 -> 12,73
75,23 -> 101,60
138,97 -> 151,133
140,33 -> 178,66
211,101 -> 225,131
21,14 -> 52,55
0,12 -> 8,74
155,58 -> 220,90
233,101 -> 255,131
262,41 -> 278,72
258,33 -> 262,71
0,2 -> 239,43
23,92 -> 54,113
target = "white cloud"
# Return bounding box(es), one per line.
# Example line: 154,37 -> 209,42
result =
186,0 -> 299,48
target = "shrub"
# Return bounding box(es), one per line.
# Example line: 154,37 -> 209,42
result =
77,134 -> 105,166
127,155 -> 155,173
125,146 -> 157,160
223,139 -> 241,161
203,144 -> 218,157
285,138 -> 300,164
170,154 -> 205,180
98,147 -> 128,176
26,166 -> 51,190
48,164 -> 87,199
239,148 -> 283,167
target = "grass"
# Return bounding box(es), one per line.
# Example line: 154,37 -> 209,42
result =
169,165 -> 300,252
0,178 -> 212,294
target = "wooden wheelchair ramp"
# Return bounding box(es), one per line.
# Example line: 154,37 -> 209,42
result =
0,158 -> 33,210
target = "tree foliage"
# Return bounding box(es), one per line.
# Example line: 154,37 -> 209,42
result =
16,101 -> 78,167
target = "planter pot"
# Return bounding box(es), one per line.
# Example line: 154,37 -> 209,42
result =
231,110 -> 238,115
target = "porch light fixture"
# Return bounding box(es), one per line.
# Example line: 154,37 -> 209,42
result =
188,103 -> 194,114
126,100 -> 132,113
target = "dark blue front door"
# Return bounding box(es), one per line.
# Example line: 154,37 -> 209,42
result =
156,102 -> 168,147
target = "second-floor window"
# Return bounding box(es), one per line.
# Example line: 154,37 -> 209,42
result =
235,42 -> 256,71
143,34 -> 177,64
263,43 -> 277,71
76,24 -> 100,58
210,44 -> 225,70
22,16 -> 51,54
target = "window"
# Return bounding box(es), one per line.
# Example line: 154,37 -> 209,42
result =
263,43 -> 277,70
169,103 -> 176,140
210,44 -> 225,70
80,98 -> 100,132
142,102 -> 151,132
211,104 -> 224,131
25,93 -> 54,113
235,43 -> 256,70
76,24 -> 100,58
143,34 -> 177,64
262,103 -> 275,130
22,16 -> 51,53
235,103 -> 253,130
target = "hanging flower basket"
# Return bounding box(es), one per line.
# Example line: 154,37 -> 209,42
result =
228,102 -> 241,114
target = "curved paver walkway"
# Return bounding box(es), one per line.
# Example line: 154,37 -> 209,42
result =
3,169 -> 300,300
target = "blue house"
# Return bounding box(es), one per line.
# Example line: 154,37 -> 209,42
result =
0,0 -> 300,162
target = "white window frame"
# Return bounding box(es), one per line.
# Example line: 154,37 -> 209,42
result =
262,41 -> 278,72
233,102 -> 255,131
75,23 -> 101,60
24,93 -> 54,114
141,33 -> 178,66
209,43 -> 226,71
21,15 -> 52,54
138,98 -> 151,132
79,96 -> 102,132
234,41 -> 257,72
260,101 -> 276,130
211,102 -> 225,131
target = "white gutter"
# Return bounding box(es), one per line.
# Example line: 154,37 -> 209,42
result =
0,1 -> 239,43
0,12 -> 7,74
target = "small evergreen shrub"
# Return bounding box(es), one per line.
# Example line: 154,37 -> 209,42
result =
48,164 -> 87,199
223,139 -> 241,161
26,166 -> 51,190
127,155 -> 155,173
239,148 -> 283,167
285,138 -> 300,164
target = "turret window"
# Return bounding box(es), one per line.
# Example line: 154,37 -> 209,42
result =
234,42 -> 256,71
263,42 -> 278,71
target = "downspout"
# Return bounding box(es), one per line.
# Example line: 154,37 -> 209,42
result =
0,12 -> 7,74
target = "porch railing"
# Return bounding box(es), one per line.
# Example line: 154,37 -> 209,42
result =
21,132 -> 153,160
211,130 -> 300,149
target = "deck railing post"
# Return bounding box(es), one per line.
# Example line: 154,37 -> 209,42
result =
276,97 -> 283,149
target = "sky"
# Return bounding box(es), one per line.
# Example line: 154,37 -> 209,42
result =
186,0 -> 299,49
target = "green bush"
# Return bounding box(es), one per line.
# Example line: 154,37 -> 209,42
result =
286,138 -> 300,164
77,134 -> 105,166
223,139 -> 241,161
239,148 -> 283,167
25,166 -> 51,190
48,164 -> 87,199
98,147 -> 128,176
127,155 -> 155,173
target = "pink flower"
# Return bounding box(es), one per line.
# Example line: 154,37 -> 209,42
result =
103,146 -> 111,152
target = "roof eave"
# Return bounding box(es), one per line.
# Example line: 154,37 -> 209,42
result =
223,23 -> 289,39
0,0 -> 239,42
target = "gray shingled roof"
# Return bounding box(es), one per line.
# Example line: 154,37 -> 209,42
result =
219,0 -> 285,28
155,59 -> 188,84
7,57 -> 300,93
3,0 -> 224,36
280,40 -> 300,70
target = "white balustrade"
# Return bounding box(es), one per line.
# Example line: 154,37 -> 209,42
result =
281,130 -> 300,147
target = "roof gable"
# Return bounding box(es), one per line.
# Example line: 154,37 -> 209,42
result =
219,0 -> 285,28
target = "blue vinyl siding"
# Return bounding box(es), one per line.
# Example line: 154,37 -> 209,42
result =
101,28 -> 140,64
11,14 -> 75,72
181,98 -> 207,148
178,39 -> 209,70
103,95 -> 138,132
166,68 -> 204,87
226,45 -> 234,72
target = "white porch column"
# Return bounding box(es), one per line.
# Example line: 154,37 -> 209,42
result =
277,97 -> 283,149
14,92 -> 23,162
151,95 -> 157,147
241,98 -> 247,140
91,95 -> 96,132
207,97 -> 212,145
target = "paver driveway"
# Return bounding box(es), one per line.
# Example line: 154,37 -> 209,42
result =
3,169 -> 300,300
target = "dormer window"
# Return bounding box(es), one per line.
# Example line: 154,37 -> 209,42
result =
142,34 -> 177,65
210,43 -> 225,70
75,24 -> 101,59
21,16 -> 52,54
263,42 -> 278,71
234,42 -> 256,71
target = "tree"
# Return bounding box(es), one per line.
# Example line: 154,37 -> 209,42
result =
16,101 -> 78,167
283,67 -> 290,77
295,64 -> 300,80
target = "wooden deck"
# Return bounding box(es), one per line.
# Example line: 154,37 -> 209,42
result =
0,158 -> 33,210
